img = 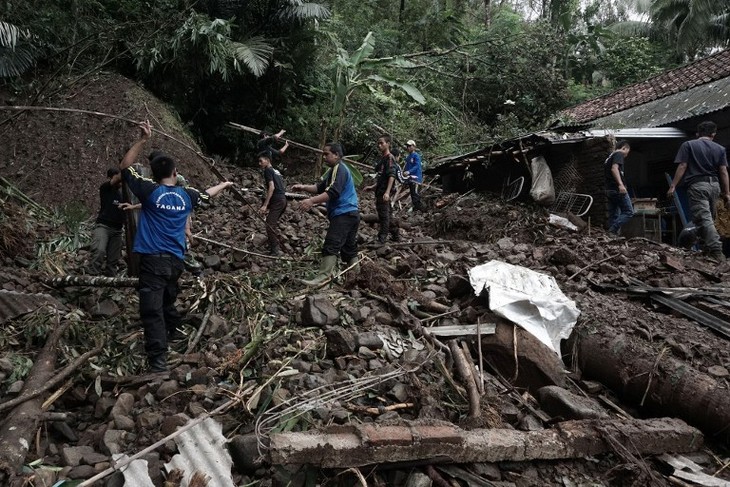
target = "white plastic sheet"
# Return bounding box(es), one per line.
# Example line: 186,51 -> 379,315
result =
468,260 -> 580,355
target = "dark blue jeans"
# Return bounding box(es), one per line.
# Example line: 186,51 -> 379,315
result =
138,253 -> 185,360
606,190 -> 634,234
323,212 -> 360,261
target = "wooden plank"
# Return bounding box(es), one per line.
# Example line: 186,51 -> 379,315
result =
425,323 -> 497,337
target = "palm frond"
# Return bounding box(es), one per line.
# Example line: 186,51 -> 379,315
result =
231,37 -> 275,77
279,0 -> 331,21
608,20 -> 654,37
0,43 -> 35,78
0,21 -> 25,49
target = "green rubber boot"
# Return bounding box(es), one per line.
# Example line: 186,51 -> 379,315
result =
345,256 -> 360,273
301,255 -> 338,286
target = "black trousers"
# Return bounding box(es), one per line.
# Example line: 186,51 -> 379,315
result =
265,197 -> 287,251
407,182 -> 422,210
138,254 -> 185,360
323,212 -> 360,261
376,196 -> 399,241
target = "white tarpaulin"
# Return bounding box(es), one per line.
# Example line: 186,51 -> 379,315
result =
468,260 -> 580,355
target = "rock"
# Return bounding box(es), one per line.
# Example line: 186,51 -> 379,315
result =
358,347 -> 377,359
537,385 -> 608,420
205,314 -> 229,337
160,413 -> 189,436
90,299 -> 120,318
404,471 -> 432,487
500,403 -> 520,424
110,393 -> 135,417
95,393 -> 116,419
301,295 -> 339,326
389,382 -> 409,402
114,415 -> 135,431
496,237 -> 515,250
68,465 -> 97,479
102,430 -> 127,455
325,327 -> 356,357
203,254 -> 221,269
517,414 -> 543,431
83,450 -> 109,465
357,332 -> 384,349
374,312 -> 394,326
707,365 -> 729,377
155,379 -> 181,400
62,445 -> 95,467
229,434 -> 265,475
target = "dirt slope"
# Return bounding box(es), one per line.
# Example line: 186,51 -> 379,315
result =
0,72 -> 217,213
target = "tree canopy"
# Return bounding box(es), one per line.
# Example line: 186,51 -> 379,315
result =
1,0 -> 725,162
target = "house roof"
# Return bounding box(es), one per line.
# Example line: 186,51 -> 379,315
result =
560,49 -> 730,124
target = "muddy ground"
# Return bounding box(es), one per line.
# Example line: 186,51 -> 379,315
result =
0,74 -> 729,486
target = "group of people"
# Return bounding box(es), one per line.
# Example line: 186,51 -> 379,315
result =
87,122 -> 424,373
604,120 -> 729,261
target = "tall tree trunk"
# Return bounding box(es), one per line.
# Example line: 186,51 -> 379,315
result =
484,0 -> 491,27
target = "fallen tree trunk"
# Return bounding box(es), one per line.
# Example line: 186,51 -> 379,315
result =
46,275 -> 139,288
361,213 -> 412,230
0,317 -> 70,479
269,418 -> 702,467
571,329 -> 730,444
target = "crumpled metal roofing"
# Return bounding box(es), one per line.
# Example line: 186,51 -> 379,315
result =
585,77 -> 730,129
0,289 -> 64,325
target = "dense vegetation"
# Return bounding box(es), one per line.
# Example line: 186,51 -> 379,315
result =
1,0 -> 728,163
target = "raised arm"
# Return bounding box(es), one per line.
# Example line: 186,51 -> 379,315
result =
120,121 -> 152,170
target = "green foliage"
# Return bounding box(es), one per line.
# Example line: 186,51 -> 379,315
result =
601,36 -> 674,86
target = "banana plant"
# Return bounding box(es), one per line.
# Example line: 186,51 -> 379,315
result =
331,32 -> 426,139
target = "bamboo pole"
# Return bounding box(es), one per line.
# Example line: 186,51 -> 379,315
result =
228,122 -> 373,171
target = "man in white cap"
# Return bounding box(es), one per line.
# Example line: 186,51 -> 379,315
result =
404,140 -> 423,211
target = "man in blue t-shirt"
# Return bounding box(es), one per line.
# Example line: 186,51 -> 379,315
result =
404,139 -> 423,211
604,140 -> 634,235
120,120 -> 233,373
668,120 -> 730,261
292,142 -> 360,286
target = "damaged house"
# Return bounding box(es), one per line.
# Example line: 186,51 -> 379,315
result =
430,49 -> 730,245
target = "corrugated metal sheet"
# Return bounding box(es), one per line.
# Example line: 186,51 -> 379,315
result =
165,417 -> 234,486
114,454 -> 156,487
586,128 -> 688,138
588,77 -> 730,129
0,289 -> 63,325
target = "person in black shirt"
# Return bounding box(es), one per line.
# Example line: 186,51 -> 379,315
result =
257,129 -> 289,161
87,168 -> 126,276
258,152 -> 288,256
604,140 -> 634,235
364,135 -> 399,243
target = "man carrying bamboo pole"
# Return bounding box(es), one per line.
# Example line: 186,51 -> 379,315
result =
120,120 -> 234,373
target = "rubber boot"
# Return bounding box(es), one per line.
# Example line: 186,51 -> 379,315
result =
301,255 -> 338,286
148,354 -> 168,373
345,256 -> 359,273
